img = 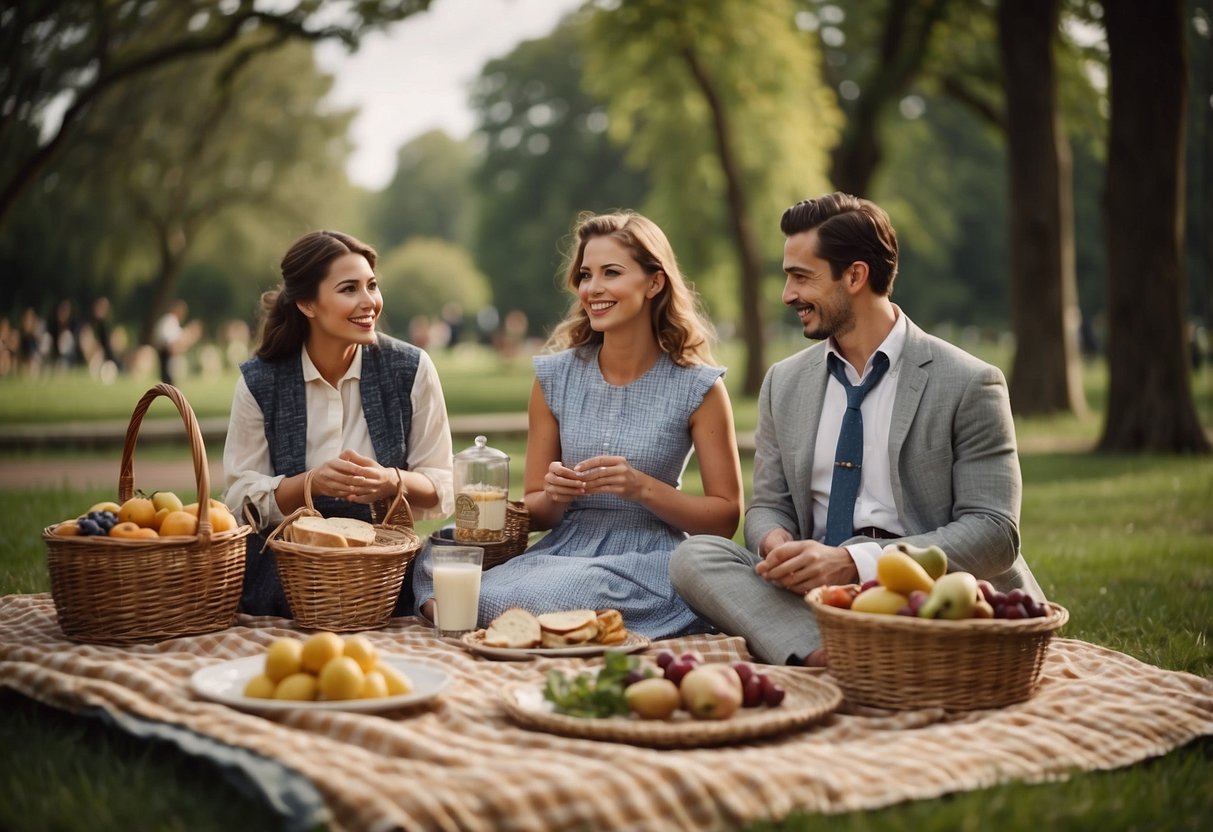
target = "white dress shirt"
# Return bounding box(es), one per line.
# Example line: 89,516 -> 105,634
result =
223,345 -> 454,526
811,310 -> 909,582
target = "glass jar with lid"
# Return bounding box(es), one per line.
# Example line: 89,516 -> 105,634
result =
452,435 -> 509,543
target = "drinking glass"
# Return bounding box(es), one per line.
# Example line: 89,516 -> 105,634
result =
431,545 -> 484,638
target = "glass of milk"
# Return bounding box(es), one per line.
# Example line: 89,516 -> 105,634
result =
432,546 -> 484,638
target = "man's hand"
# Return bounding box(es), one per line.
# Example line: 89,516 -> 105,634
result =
755,539 -> 859,595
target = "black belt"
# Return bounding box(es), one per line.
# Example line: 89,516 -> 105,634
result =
853,526 -> 899,540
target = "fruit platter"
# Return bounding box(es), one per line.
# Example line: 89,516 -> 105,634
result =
805,544 -> 1069,711
500,650 -> 842,747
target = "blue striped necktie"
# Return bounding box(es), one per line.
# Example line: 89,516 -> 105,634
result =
824,351 -> 890,546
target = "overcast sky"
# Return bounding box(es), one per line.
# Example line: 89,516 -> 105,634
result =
315,0 -> 584,191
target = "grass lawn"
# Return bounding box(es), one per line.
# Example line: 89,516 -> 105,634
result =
1,342 -> 1211,831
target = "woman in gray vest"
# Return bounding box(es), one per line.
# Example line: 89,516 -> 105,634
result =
223,230 -> 455,616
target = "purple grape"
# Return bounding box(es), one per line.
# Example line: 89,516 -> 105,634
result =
1005,588 -> 1026,607
731,662 -> 755,684
860,578 -> 880,592
895,606 -> 915,617
665,660 -> 695,686
678,651 -> 702,666
624,669 -> 648,687
742,677 -> 763,708
77,518 -> 102,536
907,590 -> 929,615
976,580 -> 997,604
762,681 -> 786,707
655,650 -> 676,670
1003,602 -> 1027,620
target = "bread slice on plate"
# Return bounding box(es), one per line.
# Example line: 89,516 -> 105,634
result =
539,620 -> 600,648
288,516 -> 376,548
483,608 -> 542,648
536,609 -> 597,635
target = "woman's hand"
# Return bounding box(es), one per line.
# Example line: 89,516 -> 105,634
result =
541,461 -> 587,503
311,450 -> 400,504
574,454 -> 648,503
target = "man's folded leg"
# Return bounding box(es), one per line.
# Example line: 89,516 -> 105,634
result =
670,534 -> 822,665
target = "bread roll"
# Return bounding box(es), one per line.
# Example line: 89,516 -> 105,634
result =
483,608 -> 541,648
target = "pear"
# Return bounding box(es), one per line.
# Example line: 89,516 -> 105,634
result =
889,542 -> 948,580
917,572 -> 979,620
851,586 -> 910,615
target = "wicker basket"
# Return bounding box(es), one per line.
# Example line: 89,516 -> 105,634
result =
43,384 -> 251,645
805,586 -> 1069,710
266,470 -> 421,631
430,500 -> 530,570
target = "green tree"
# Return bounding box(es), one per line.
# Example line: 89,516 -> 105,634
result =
370,130 -> 475,250
0,0 -> 432,228
585,0 -> 838,394
470,14 -> 650,336
376,238 -> 492,334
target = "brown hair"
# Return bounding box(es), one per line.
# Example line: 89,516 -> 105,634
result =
546,211 -> 715,366
254,231 -> 378,361
780,192 -> 899,295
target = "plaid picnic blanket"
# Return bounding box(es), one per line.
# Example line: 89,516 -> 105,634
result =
1,593 -> 1211,832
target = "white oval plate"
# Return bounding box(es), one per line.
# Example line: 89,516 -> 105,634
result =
461,630 -> 651,660
189,654 -> 449,713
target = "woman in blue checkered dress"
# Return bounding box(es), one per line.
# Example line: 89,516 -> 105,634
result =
413,212 -> 742,638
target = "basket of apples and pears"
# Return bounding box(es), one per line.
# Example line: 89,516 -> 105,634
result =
805,543 -> 1068,710
43,384 -> 252,645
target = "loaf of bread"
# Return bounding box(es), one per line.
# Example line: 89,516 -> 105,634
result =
289,516 -> 376,548
483,608 -> 541,648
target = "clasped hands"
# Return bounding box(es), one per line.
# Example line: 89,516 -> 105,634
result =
312,449 -> 399,504
756,530 -> 857,595
543,455 -> 644,503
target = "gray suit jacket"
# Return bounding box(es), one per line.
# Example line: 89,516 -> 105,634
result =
745,314 -> 1042,596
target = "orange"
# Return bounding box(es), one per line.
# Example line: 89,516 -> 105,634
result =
208,505 -> 238,533
182,502 -> 199,517
118,497 -> 156,528
158,510 -> 198,537
152,507 -> 171,530
54,520 -> 80,536
108,521 -> 142,539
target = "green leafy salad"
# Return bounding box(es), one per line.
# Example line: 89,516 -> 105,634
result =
542,651 -> 648,718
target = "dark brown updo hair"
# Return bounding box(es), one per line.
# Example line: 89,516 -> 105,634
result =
254,230 -> 378,361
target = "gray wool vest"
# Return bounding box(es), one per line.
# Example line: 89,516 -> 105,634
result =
239,333 -> 421,523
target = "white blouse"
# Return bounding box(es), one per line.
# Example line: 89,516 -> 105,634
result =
223,345 -> 454,527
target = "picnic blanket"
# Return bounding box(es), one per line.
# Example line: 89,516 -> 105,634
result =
1,592 -> 1211,832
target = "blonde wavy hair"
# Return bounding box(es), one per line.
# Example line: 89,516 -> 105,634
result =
545,211 -> 716,367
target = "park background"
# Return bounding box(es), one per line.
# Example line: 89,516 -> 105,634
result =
1,2 -> 1211,831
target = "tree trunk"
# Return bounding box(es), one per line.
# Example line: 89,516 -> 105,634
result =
998,0 -> 1087,417
139,224 -> 191,347
679,43 -> 766,396
1099,0 -> 1209,453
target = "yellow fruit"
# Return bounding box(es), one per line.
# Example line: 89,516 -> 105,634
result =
875,549 -> 936,595
89,501 -> 121,514
158,510 -> 198,537
151,491 -> 184,514
182,502 -> 199,517
851,586 -> 910,615
300,631 -> 344,674
118,497 -> 156,528
243,674 -> 277,699
360,671 -> 389,699
264,638 -> 304,682
343,635 -> 378,673
318,656 -> 366,700
54,520 -> 80,536
208,505 -> 238,533
274,672 -> 318,701
109,521 -> 157,540
152,507 -> 171,530
375,661 -> 413,696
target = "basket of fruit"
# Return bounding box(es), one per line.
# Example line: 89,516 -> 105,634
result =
43,383 -> 252,645
264,470 -> 421,631
805,544 -> 1069,711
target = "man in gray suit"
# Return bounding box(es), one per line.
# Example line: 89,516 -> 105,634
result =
670,192 -> 1042,666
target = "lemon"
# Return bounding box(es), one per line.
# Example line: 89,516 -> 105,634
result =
300,631 -> 344,673
243,673 -> 277,699
343,635 -> 378,673
376,661 -> 413,696
264,637 -> 304,682
360,670 -> 389,699
274,672 -> 318,701
317,656 -> 365,700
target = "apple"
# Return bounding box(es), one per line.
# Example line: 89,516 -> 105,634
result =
679,665 -> 743,720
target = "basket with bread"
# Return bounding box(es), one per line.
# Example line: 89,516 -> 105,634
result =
467,607 -> 633,651
264,470 -> 421,631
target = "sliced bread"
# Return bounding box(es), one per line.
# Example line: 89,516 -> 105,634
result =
539,620 -> 600,648
289,515 -> 376,548
324,517 -> 376,547
536,609 -> 598,635
483,608 -> 542,648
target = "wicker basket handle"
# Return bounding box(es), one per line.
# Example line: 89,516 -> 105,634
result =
118,382 -> 213,545
300,467 -> 415,529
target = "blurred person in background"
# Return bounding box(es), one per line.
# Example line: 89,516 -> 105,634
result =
153,299 -> 201,385
223,230 -> 455,617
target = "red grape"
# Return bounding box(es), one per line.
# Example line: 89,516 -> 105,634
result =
762,681 -> 786,707
655,650 -> 676,670
742,677 -> 763,708
665,660 -> 695,686
731,662 -> 755,684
